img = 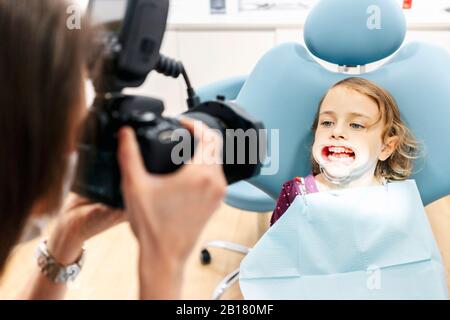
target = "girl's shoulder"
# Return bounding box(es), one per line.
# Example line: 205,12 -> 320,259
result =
283,174 -> 319,195
270,174 -> 319,226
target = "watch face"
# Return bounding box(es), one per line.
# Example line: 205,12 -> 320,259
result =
37,241 -> 84,283
65,265 -> 81,282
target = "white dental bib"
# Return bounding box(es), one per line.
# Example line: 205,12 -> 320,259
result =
239,180 -> 448,299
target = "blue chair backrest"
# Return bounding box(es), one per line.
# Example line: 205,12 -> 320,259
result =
305,0 -> 406,66
236,0 -> 450,206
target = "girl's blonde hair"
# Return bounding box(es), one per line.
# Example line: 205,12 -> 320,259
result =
311,77 -> 421,181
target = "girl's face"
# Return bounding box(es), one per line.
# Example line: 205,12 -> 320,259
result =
312,86 -> 396,182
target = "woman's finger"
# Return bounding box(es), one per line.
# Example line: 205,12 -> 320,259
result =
117,127 -> 150,190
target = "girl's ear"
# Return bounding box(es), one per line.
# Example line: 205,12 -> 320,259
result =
379,136 -> 399,161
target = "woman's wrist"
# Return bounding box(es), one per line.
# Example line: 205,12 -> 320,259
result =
138,247 -> 186,299
47,219 -> 84,265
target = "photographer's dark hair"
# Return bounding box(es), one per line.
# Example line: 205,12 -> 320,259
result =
0,0 -> 91,271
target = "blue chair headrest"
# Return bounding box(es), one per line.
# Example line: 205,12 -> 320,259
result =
304,0 -> 406,66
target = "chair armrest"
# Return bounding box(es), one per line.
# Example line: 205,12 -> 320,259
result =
197,76 -> 247,102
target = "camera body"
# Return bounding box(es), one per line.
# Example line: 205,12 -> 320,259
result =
74,93 -> 183,207
73,0 -> 266,208
74,93 -> 264,208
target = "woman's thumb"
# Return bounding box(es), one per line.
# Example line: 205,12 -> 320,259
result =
117,127 -> 148,187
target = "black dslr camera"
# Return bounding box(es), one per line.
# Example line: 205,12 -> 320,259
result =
72,0 -> 266,208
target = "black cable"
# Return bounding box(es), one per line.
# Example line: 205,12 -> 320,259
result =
155,54 -> 200,109
181,67 -> 192,90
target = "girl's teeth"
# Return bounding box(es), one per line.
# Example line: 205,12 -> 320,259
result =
329,146 -> 353,154
325,146 -> 355,163
328,154 -> 354,162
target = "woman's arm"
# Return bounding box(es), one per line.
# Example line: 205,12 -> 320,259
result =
20,234 -> 83,300
22,119 -> 225,300
117,120 -> 226,300
20,196 -> 124,300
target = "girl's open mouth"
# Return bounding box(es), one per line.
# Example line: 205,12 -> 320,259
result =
321,146 -> 356,164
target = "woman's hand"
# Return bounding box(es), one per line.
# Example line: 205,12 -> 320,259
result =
47,194 -> 125,265
22,194 -> 126,300
117,119 -> 227,299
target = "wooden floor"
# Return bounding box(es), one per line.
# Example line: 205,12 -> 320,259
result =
0,196 -> 449,300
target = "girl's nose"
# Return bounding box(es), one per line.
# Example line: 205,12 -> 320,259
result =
330,123 -> 348,140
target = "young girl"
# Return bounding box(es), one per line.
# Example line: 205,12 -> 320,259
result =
271,77 -> 420,226
240,77 -> 447,299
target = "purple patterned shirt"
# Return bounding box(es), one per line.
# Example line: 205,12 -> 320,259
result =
270,174 -> 319,226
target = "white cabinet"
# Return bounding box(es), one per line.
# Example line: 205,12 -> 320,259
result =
125,30 -> 275,115
275,28 -> 304,46
177,30 -> 275,87
124,31 -> 186,115
404,30 -> 450,52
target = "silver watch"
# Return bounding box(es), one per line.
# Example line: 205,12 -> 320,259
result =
36,240 -> 85,284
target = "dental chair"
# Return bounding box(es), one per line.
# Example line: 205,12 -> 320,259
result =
197,0 -> 450,299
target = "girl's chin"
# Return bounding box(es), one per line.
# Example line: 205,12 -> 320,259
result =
321,165 -> 353,178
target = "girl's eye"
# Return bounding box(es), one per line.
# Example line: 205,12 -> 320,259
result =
350,123 -> 365,130
321,121 -> 334,127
